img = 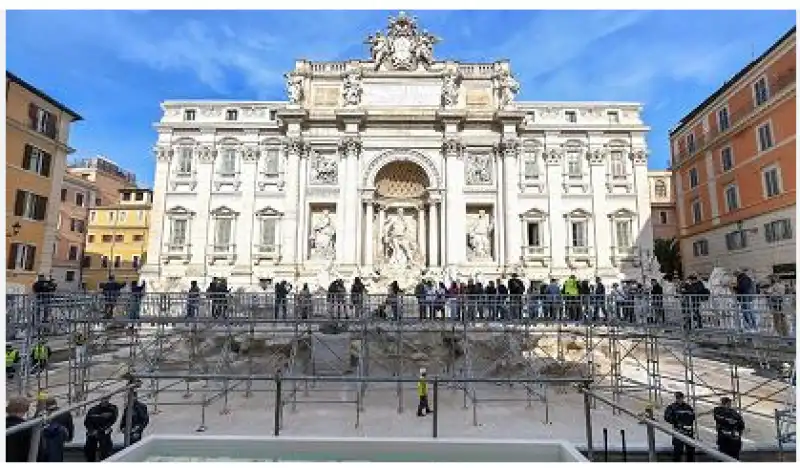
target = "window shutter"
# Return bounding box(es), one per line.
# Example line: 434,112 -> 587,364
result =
24,245 -> 36,271
41,151 -> 52,177
14,190 -> 25,216
22,145 -> 32,170
46,115 -> 58,140
28,104 -> 38,128
7,244 -> 19,270
35,195 -> 48,221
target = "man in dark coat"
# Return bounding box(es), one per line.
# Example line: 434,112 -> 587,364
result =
84,396 -> 119,462
713,396 -> 745,460
120,393 -> 150,444
508,273 -> 525,320
6,396 -> 32,462
37,397 -> 74,462
664,391 -> 696,462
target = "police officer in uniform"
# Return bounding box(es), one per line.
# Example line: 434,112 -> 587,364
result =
6,344 -> 20,380
713,396 -> 745,460
664,391 -> 696,462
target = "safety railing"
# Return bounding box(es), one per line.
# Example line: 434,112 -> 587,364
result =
6,292 -> 796,339
5,380 -> 141,462
580,386 -> 740,462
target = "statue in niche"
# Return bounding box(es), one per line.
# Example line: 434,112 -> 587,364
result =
468,210 -> 494,260
465,153 -> 493,185
285,73 -> 304,105
310,152 -> 338,185
382,207 -> 417,267
342,70 -> 363,107
309,210 -> 336,259
441,71 -> 460,108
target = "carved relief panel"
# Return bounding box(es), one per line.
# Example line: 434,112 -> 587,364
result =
309,149 -> 339,185
464,151 -> 494,186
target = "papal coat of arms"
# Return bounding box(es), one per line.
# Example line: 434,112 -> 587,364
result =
364,11 -> 439,71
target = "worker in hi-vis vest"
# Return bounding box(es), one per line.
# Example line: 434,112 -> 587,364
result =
31,341 -> 51,374
6,343 -> 20,379
416,367 -> 433,417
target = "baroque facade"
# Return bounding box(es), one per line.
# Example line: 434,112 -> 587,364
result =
141,13 -> 655,291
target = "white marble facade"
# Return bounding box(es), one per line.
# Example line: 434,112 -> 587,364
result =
141,12 -> 655,291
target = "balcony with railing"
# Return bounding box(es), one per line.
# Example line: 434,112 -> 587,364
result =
521,245 -> 550,265
609,245 -> 639,265
162,243 -> 192,264
565,245 -> 593,265
673,68 -> 796,166
253,243 -> 281,264
207,244 -> 237,265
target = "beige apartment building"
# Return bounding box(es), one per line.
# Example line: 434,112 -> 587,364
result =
51,173 -> 98,291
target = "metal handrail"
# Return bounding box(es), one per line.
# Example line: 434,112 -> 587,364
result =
581,387 -> 740,463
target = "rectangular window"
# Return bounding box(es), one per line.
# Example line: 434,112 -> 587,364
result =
135,192 -> 144,201
615,220 -> 632,248
90,211 -> 97,223
523,153 -> 539,180
28,104 -> 58,139
753,77 -> 769,106
133,234 -> 145,242
82,255 -> 91,268
717,107 -> 730,132
765,219 -> 793,243
132,255 -> 141,269
14,190 -> 47,221
721,147 -> 733,172
113,256 -> 121,268
686,133 -> 695,153
688,168 -> 699,188
65,271 -> 75,282
115,234 -> 124,242
526,222 -> 541,247
609,151 -> 626,178
659,211 -> 668,224
60,188 -> 67,201
566,151 -> 582,177
757,122 -> 774,152
7,243 -> 36,271
571,221 -> 587,248
263,149 -> 280,176
75,192 -> 84,207
220,149 -> 236,176
763,166 -> 781,198
101,235 -> 113,243
88,235 -> 95,243
184,109 -> 196,121
68,246 -> 79,261
109,212 -> 115,222
691,200 -> 702,224
607,111 -> 620,124
565,111 -> 577,123
692,239 -> 709,257
724,184 -> 739,212
122,192 -> 132,201
269,110 -> 277,121
120,212 -> 127,222
95,197 -> 102,207
214,218 -> 233,250
178,148 -> 193,174
225,109 -> 238,121
260,218 -> 277,248
170,219 -> 188,248
725,231 -> 747,251
22,145 -> 52,177
101,255 -> 109,268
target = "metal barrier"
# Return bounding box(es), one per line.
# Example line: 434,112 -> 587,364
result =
581,387 -> 740,462
5,380 -> 141,462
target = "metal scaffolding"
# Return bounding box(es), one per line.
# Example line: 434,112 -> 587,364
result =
4,292 -> 796,448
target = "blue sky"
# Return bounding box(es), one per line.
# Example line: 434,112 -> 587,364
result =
6,10 -> 796,188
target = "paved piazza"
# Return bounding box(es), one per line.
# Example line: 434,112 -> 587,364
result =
141,12 -> 655,292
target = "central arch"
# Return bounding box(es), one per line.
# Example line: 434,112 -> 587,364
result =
362,150 -> 441,190
374,161 -> 430,199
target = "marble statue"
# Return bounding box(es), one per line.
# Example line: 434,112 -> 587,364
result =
285,73 -> 304,105
493,70 -> 520,109
382,207 -> 417,267
310,210 -> 336,259
468,210 -> 494,260
441,71 -> 460,108
365,31 -> 390,69
342,70 -> 363,107
415,30 -> 437,67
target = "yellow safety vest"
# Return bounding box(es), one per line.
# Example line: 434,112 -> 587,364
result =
417,379 -> 428,397
564,279 -> 579,296
33,345 -> 48,361
6,350 -> 18,366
